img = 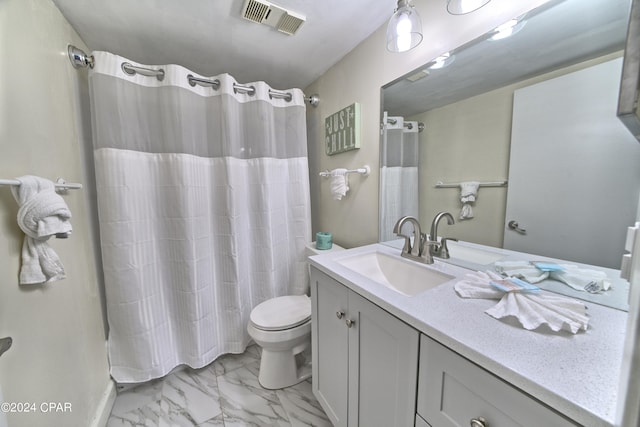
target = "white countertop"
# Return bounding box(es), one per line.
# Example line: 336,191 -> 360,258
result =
309,243 -> 627,427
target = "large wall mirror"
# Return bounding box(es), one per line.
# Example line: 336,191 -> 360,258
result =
380,0 -> 640,310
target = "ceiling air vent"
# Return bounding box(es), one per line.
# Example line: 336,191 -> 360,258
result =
277,11 -> 305,35
241,0 -> 305,35
242,0 -> 270,24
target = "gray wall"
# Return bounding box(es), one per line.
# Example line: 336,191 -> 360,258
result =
0,0 -> 113,425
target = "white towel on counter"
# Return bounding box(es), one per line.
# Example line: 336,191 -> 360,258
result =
459,181 -> 479,220
494,260 -> 549,283
10,176 -> 72,285
550,267 -> 611,293
494,261 -> 611,293
455,270 -> 589,334
330,168 -> 349,200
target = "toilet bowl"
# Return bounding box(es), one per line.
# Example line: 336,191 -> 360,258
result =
247,241 -> 344,389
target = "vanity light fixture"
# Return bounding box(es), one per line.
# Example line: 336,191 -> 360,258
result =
446,0 -> 492,15
428,52 -> 455,70
489,17 -> 527,41
386,0 -> 423,53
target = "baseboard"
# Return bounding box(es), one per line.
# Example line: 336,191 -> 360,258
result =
89,379 -> 116,427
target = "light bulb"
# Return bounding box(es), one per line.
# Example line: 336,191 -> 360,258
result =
386,0 -> 423,52
447,0 -> 491,15
490,18 -> 526,41
396,13 -> 413,52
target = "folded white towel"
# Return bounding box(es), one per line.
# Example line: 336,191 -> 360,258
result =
10,176 -> 72,285
330,168 -> 349,200
550,266 -> 611,293
494,260 -> 549,283
459,181 -> 479,220
494,261 -> 611,293
454,271 -> 589,334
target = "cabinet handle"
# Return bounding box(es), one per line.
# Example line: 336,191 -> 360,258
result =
345,319 -> 355,328
336,311 -> 344,319
470,417 -> 488,427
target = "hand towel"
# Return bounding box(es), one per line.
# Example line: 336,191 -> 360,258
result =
494,260 -> 549,283
454,270 -> 589,333
550,266 -> 611,293
10,176 -> 72,285
330,168 -> 349,200
495,261 -> 611,293
459,181 -> 479,220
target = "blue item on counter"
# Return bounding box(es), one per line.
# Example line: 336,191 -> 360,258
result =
316,232 -> 333,250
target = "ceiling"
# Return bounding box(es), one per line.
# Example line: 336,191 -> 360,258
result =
51,0 -> 394,90
383,0 -> 631,117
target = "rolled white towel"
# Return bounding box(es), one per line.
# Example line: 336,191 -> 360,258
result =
459,181 -> 479,220
460,181 -> 480,203
10,176 -> 72,285
330,168 -> 349,200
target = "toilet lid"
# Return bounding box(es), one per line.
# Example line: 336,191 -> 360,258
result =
250,295 -> 311,331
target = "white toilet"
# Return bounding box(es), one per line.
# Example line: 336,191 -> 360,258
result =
247,241 -> 344,389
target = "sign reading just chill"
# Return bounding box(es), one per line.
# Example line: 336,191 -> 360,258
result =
325,102 -> 361,155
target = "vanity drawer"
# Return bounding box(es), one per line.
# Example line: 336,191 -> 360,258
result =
417,335 -> 578,427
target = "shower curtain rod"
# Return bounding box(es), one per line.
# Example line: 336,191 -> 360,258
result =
386,117 -> 425,132
67,45 -> 320,107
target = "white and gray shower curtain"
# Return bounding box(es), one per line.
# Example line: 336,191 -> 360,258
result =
88,52 -> 311,383
379,115 -> 419,242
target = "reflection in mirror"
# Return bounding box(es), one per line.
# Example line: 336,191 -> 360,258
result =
380,0 -> 640,310
379,112 -> 422,241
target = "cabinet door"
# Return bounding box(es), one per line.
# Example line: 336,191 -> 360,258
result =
417,335 -> 578,427
348,291 -> 419,427
311,268 -> 349,427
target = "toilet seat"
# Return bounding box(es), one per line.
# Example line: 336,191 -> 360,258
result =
249,295 -> 311,331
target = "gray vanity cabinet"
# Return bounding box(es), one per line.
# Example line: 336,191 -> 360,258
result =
310,267 -> 419,427
417,335 -> 578,427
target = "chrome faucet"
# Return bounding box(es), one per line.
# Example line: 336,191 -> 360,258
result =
393,216 -> 438,264
429,212 -> 457,259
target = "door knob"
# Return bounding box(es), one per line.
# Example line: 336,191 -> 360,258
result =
336,311 -> 344,319
345,319 -> 355,328
470,417 -> 488,427
0,337 -> 12,358
508,220 -> 527,234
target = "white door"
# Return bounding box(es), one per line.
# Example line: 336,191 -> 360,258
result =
504,58 -> 640,268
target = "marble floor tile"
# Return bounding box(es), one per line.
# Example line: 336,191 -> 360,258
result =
107,345 -> 331,426
276,380 -> 332,427
162,368 -> 222,424
211,346 -> 261,376
216,361 -> 290,426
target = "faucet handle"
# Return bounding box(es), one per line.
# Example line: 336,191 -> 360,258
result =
439,237 -> 458,259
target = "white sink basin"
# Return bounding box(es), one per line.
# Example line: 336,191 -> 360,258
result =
446,241 -> 506,265
337,251 -> 454,296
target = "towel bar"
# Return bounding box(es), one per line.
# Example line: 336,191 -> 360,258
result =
0,178 -> 82,194
435,180 -> 507,188
319,165 -> 370,178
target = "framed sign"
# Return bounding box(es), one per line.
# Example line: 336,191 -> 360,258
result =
325,102 -> 361,155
